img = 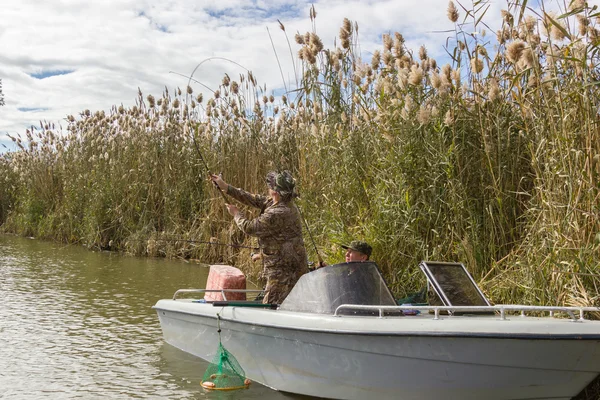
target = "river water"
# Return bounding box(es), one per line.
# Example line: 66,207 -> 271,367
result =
0,234 -> 310,399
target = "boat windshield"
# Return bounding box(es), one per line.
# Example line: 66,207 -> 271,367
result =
279,262 -> 396,314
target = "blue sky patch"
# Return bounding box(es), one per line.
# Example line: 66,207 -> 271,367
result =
18,107 -> 49,112
206,2 -> 304,21
138,11 -> 170,33
29,70 -> 74,80
0,143 -> 16,152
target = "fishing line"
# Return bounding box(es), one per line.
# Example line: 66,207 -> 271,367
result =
187,125 -> 229,203
552,269 -> 600,278
296,204 -> 324,268
132,237 -> 259,250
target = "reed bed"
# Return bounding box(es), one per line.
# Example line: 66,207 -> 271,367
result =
1,0 -> 599,307
2,2 -> 600,394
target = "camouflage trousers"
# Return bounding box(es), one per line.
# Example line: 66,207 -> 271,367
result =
262,270 -> 303,305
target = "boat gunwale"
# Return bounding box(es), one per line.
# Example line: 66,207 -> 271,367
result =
153,302 -> 600,340
166,288 -> 600,320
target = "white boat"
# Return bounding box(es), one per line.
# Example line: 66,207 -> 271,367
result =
153,261 -> 600,400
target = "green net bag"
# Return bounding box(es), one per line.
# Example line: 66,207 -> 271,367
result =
201,342 -> 251,391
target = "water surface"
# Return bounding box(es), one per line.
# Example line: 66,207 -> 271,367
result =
0,234 -> 309,399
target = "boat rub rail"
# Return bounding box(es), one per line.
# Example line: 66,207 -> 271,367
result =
168,288 -> 600,321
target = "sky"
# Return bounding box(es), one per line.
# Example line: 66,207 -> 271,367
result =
0,0 -> 578,153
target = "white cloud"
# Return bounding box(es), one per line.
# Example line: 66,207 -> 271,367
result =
1,0 -> 595,152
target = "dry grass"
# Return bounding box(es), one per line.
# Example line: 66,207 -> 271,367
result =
1,0 -> 599,308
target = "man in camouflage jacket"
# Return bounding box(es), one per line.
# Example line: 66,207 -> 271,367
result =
211,171 -> 308,304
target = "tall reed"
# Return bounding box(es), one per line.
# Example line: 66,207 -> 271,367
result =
1,0 -> 599,309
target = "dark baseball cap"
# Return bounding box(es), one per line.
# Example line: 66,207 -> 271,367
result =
341,240 -> 372,257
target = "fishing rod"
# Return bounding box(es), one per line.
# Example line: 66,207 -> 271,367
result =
552,269 -> 600,278
187,125 -> 229,203
296,205 -> 325,268
137,237 -> 259,251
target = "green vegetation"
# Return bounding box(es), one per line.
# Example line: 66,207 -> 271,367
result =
1,0 -> 599,308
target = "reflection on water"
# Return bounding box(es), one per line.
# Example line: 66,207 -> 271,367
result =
0,234 -> 314,399
158,344 -> 310,400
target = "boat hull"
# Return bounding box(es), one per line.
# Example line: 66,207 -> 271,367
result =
155,301 -> 600,400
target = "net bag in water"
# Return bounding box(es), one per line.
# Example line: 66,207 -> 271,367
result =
201,342 -> 251,390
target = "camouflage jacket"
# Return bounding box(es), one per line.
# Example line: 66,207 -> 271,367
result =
227,185 -> 307,278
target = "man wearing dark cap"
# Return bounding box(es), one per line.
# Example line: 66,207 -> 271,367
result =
341,240 -> 372,262
210,171 -> 307,304
315,240 -> 372,269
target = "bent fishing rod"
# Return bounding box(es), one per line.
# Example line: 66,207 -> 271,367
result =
187,125 -> 229,203
134,237 -> 259,251
296,204 -> 325,268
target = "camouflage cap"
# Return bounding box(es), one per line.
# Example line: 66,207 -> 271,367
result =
341,240 -> 372,257
266,170 -> 296,197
